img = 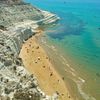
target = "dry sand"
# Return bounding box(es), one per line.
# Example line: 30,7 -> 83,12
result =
19,32 -> 73,100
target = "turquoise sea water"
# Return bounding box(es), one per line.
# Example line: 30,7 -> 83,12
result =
26,0 -> 100,100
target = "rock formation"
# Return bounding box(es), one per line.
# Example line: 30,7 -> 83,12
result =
0,1 -> 59,100
0,0 -> 23,4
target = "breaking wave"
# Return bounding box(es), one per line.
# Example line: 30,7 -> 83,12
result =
40,36 -> 96,100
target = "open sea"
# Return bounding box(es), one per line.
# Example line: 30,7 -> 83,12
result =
25,0 -> 100,100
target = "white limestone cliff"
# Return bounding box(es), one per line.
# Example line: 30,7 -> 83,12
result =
0,2 -> 59,100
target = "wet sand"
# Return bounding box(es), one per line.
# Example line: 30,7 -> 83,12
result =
19,32 -> 73,100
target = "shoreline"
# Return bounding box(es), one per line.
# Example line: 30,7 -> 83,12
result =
37,35 -> 78,100
0,1 -> 71,99
19,31 -> 73,100
38,34 -> 97,100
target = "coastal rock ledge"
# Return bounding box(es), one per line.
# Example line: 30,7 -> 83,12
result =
0,1 -> 59,100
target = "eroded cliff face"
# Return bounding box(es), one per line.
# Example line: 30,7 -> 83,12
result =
5,22 -> 38,54
0,3 -> 59,27
0,3 -> 59,55
0,2 -> 59,54
0,0 -> 23,4
0,2 -> 59,100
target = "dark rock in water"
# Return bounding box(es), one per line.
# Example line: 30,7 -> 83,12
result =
98,28 -> 100,30
64,1 -> 66,4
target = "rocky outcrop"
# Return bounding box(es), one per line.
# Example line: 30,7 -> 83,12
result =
0,0 -> 23,4
0,2 -> 59,100
0,29 -> 58,100
0,3 -> 59,27
6,25 -> 37,54
0,2 -> 59,54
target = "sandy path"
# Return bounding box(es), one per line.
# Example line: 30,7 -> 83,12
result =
19,34 -> 73,100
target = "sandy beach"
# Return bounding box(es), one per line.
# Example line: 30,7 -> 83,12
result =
19,31 -> 73,100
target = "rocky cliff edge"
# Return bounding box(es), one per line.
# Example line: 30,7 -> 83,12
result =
0,2 -> 59,100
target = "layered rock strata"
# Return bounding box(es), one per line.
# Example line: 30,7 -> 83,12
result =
0,2 -> 59,100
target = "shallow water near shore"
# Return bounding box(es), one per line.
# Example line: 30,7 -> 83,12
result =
26,0 -> 100,100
